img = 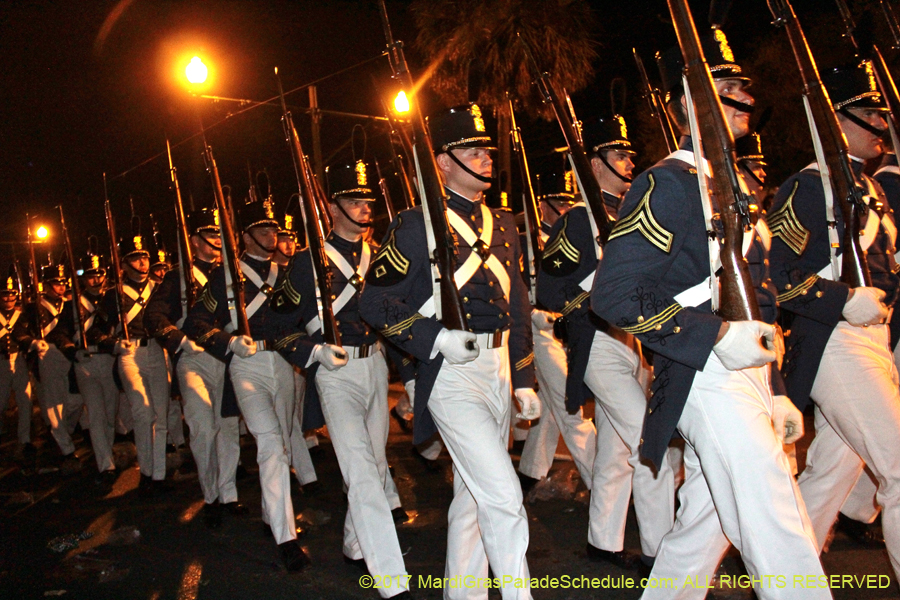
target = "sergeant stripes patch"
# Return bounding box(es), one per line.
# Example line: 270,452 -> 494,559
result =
607,174 -> 674,253
199,286 -> 217,313
515,352 -> 534,370
766,180 -> 810,256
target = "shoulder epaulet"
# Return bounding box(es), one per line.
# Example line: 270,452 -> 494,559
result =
367,216 -> 410,287
767,179 -> 810,256
607,173 -> 674,253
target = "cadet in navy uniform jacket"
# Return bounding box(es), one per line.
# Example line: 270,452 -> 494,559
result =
768,63 -> 900,580
360,104 -> 537,600
592,35 -> 829,599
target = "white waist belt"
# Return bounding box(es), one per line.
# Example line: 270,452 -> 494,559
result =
474,329 -> 510,349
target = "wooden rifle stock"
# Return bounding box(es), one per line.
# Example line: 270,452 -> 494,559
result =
199,140 -> 251,336
166,139 -> 197,310
275,68 -> 341,347
378,0 -> 470,333
634,48 -> 678,153
519,36 -> 613,247
668,0 -> 761,322
58,205 -> 88,350
768,0 -> 871,288
507,97 -> 543,305
25,214 -> 44,340
102,176 -> 130,342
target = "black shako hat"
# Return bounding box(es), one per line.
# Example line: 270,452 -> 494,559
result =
583,114 -> 635,155
326,161 -> 376,201
822,62 -> 888,112
735,132 -> 766,165
656,29 -> 750,97
428,104 -> 497,154
187,207 -> 220,235
238,199 -> 278,233
40,262 -> 68,284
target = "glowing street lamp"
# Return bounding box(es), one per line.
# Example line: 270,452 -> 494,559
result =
185,56 -> 208,85
36,226 -> 49,240
394,90 -> 410,114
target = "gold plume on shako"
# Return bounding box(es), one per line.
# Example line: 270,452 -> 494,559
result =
133,236 -> 143,251
355,160 -> 368,186
715,29 -> 734,63
470,104 -> 486,132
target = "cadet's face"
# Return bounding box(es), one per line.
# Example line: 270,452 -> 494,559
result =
150,265 -> 167,282
48,282 -> 67,299
125,255 -> 150,281
740,160 -> 767,196
841,107 -> 888,160
440,147 -> 493,194
84,273 -> 105,292
602,150 -> 636,196
245,226 -> 278,255
191,232 -> 222,263
715,79 -> 753,138
0,295 -> 16,311
330,198 -> 374,238
276,234 -> 297,258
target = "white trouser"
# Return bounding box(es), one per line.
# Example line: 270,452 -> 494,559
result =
289,369 -> 317,486
116,390 -> 133,435
178,350 -> 239,504
1,353 -> 32,444
840,467 -> 880,523
230,351 -> 296,545
519,325 -> 597,484
643,354 -> 828,600
428,345 -> 532,600
799,322 -> 900,579
38,346 -> 81,456
167,373 -> 185,447
584,330 -> 674,557
118,341 -> 171,480
316,351 -> 408,598
74,353 -> 118,472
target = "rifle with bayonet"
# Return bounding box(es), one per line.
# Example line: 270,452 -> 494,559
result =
167,138 -> 197,315
768,0 -> 872,288
374,160 -> 397,222
199,134 -> 251,336
58,205 -> 88,350
519,35 -> 613,248
377,0 -> 471,332
668,0 -> 761,321
103,174 -> 131,342
507,96 -> 542,305
274,67 -> 342,347
25,214 -> 44,341
634,48 -> 678,153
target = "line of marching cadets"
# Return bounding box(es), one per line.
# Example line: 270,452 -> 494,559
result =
4,31 -> 900,600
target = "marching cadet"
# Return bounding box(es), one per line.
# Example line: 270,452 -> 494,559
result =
360,104 -> 539,600
538,115 -> 674,574
277,160 -> 410,597
518,162 -> 597,491
104,226 -> 171,495
185,199 -> 309,571
16,262 -> 82,473
0,268 -> 33,455
768,63 -> 900,580
270,213 -> 318,491
875,139 -> 900,359
145,207 -> 247,527
592,35 -> 830,599
59,249 -> 119,482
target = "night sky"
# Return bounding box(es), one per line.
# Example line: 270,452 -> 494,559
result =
0,0 -> 878,266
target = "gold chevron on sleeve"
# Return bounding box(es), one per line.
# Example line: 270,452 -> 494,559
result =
621,303 -> 683,334
776,274 -> 819,302
515,352 -> 534,370
542,221 -> 581,263
373,229 -> 409,277
381,313 -> 425,337
766,180 -> 810,255
280,277 -> 302,305
199,286 -> 217,313
560,291 -> 590,316
607,174 -> 674,253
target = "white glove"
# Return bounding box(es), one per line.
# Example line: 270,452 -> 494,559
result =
515,388 -> 541,420
75,349 -> 92,363
179,336 -> 204,355
772,395 -> 804,445
114,340 -> 136,356
713,320 -> 776,371
31,339 -> 50,359
434,329 -> 479,365
313,344 -> 348,371
531,309 -> 556,331
404,380 -> 416,410
842,287 -> 888,327
228,335 -> 257,359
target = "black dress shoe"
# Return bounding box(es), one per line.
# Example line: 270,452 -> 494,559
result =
95,470 -> 118,486
138,474 -> 155,498
203,502 -> 222,529
411,447 -> 442,473
343,554 -> 368,572
165,443 -> 177,454
390,407 -> 413,433
391,508 -> 410,525
586,543 -> 640,569
638,555 -> 654,580
517,472 -> 539,494
222,501 -> 249,516
153,479 -> 174,495
837,513 -> 885,547
279,540 -> 310,572
392,592 -> 412,599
